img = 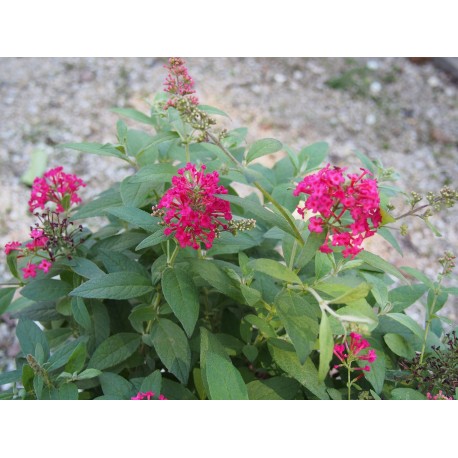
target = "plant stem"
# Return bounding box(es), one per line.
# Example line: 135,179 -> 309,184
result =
185,141 -> 190,163
347,366 -> 352,400
0,283 -> 21,287
207,131 -> 240,166
167,243 -> 180,267
419,278 -> 443,363
253,182 -> 304,246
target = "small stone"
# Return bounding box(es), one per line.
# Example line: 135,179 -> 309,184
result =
293,70 -> 303,80
367,60 -> 379,70
274,73 -> 287,84
370,81 -> 382,94
251,84 -> 262,94
428,76 -> 441,88
365,114 -> 376,125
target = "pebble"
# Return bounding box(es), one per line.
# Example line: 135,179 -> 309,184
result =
370,81 -> 382,94
428,76 -> 441,88
365,113 -> 377,125
367,60 -> 379,70
274,73 -> 287,84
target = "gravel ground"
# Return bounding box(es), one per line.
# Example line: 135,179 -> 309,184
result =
1,57 -> 457,374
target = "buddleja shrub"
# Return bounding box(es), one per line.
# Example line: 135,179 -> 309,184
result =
1,58 -> 457,400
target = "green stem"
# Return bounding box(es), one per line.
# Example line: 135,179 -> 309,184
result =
0,283 -> 21,287
347,366 -> 352,401
419,278 -> 443,363
288,239 -> 299,270
185,141 -> 190,163
167,243 -> 180,267
253,182 -> 304,246
207,131 -> 240,166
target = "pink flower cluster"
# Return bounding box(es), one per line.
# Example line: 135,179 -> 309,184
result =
28,166 -> 86,214
163,57 -> 199,109
157,163 -> 232,250
426,391 -> 454,400
131,391 -> 168,400
4,228 -> 53,279
334,332 -> 377,373
294,165 -> 381,258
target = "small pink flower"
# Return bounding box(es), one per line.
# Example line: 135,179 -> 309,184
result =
426,391 -> 454,400
22,263 -> 38,279
30,228 -> 44,239
157,163 -> 232,250
131,391 -> 168,400
163,57 -> 199,109
4,241 -> 21,255
38,259 -> 52,273
294,165 -> 381,258
28,167 -> 86,214
308,216 -> 324,233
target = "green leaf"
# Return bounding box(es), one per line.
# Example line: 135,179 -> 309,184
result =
61,142 -> 124,159
47,339 -> 85,372
300,142 -> 329,171
126,130 -> 156,156
391,388 -> 426,400
247,377 -> 300,400
268,339 -> 329,399
120,176 -> 154,208
386,313 -> 425,340
240,284 -> 262,307
400,266 -> 433,288
6,251 -> 20,280
71,190 -> 123,219
0,369 -> 22,386
65,342 -> 87,374
98,250 -> 148,277
275,290 -> 318,363
384,333 -> 415,359
249,259 -> 301,284
88,333 -> 141,371
62,257 -> 105,279
377,227 -> 403,255
245,138 -> 283,164
135,231 -> 168,250
76,368 -> 102,380
318,313 -> 333,381
389,284 -> 428,312
192,260 -> 244,303
162,267 -> 200,337
20,149 -> 48,186
294,231 -> 327,269
140,370 -> 162,395
0,288 -> 16,315
69,272 -> 153,300
358,250 -> 408,283
205,352 -> 249,400
111,107 -> 155,125
243,315 -> 277,339
361,338 -> 385,394
16,318 -> 49,360
353,149 -> 376,174
197,104 -> 230,118
71,297 -> 92,331
218,194 -> 295,238
150,319 -> 191,384
21,279 -> 73,302
106,206 -> 160,232
59,383 -> 79,400
130,162 -> 177,184
99,372 -> 133,399
328,282 -> 371,304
